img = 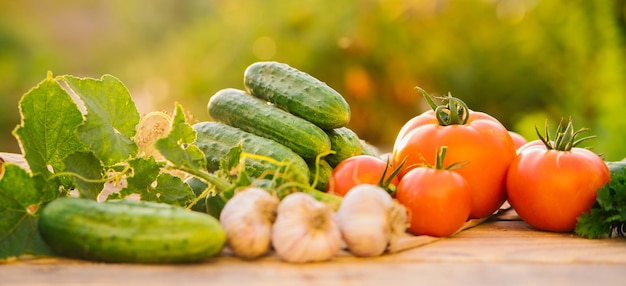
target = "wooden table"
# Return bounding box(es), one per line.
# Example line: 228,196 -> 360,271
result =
2,209 -> 625,286
2,152 -> 625,285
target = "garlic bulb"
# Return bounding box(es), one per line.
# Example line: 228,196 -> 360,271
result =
336,184 -> 408,257
271,192 -> 342,263
219,187 -> 279,259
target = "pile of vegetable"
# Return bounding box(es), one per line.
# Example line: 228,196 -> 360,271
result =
0,61 -> 623,264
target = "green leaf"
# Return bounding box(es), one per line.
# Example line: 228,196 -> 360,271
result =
63,151 -> 105,200
113,157 -> 161,200
12,74 -> 86,177
0,164 -> 54,259
153,173 -> 195,206
62,75 -> 140,165
155,103 -> 206,170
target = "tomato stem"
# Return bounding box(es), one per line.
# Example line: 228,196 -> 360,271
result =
416,87 -> 469,126
535,117 -> 596,151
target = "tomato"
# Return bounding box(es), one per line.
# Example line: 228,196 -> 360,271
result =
508,131 -> 528,150
395,165 -> 472,237
392,92 -> 516,219
506,136 -> 610,232
327,155 -> 399,197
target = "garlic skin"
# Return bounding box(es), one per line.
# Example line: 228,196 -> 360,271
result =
336,184 -> 408,257
219,187 -> 279,259
271,192 -> 342,263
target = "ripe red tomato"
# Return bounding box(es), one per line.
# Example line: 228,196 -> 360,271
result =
395,166 -> 472,237
327,155 -> 399,197
508,131 -> 528,150
392,109 -> 516,219
506,139 -> 610,232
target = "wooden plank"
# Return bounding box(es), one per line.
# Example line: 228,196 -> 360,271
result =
2,219 -> 625,286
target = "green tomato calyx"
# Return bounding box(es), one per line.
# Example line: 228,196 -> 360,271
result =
417,87 -> 470,126
535,117 -> 595,151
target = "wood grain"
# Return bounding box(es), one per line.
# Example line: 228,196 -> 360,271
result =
2,217 -> 625,286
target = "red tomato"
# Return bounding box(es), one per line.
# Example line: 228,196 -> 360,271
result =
508,131 -> 528,150
395,166 -> 472,237
327,155 -> 399,197
506,141 -> 610,232
392,109 -> 516,219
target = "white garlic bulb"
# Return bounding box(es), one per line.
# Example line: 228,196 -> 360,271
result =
219,187 -> 279,259
336,184 -> 408,257
271,192 -> 342,263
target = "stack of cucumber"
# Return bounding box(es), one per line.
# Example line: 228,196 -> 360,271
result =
193,61 -> 379,191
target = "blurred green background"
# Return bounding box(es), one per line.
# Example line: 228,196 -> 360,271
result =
1,0 -> 625,160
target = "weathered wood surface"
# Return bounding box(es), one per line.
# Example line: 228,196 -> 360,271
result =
2,210 -> 625,286
2,152 -> 626,285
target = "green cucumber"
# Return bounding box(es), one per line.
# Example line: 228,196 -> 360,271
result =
606,161 -> 626,175
38,197 -> 225,263
307,158 -> 334,192
325,127 -> 363,167
192,121 -> 310,184
207,88 -> 331,159
243,61 -> 351,129
360,139 -> 382,157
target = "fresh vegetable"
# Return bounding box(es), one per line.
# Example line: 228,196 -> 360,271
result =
359,139 -> 381,157
508,131 -> 528,150
271,192 -> 342,263
506,119 -> 610,233
606,160 -> 626,175
335,184 -> 408,257
575,166 -> 626,238
38,197 -> 226,263
324,127 -> 363,167
219,187 -> 279,259
306,158 -> 334,191
192,121 -> 310,185
326,155 -> 399,197
207,88 -> 331,159
392,88 -> 516,219
395,146 -> 473,237
243,61 -> 351,129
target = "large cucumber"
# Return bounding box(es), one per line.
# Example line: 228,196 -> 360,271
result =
207,88 -> 331,159
243,61 -> 351,129
192,121 -> 310,184
325,127 -> 363,167
38,197 -> 226,263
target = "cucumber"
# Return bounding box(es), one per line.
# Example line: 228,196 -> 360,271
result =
192,121 -> 310,184
38,197 -> 226,263
359,139 -> 381,157
307,158 -> 334,192
243,61 -> 351,129
207,88 -> 331,159
325,127 -> 363,167
606,161 -> 626,175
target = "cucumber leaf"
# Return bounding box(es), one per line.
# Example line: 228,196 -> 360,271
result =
63,151 -> 105,200
153,173 -> 195,206
62,75 -> 140,166
109,157 -> 161,201
0,164 -> 53,260
155,103 -> 206,171
12,73 -> 86,178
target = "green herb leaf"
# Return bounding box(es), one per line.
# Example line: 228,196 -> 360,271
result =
575,171 -> 626,238
0,164 -> 53,260
155,103 -> 206,170
63,151 -> 105,200
62,75 -> 140,165
12,74 -> 86,177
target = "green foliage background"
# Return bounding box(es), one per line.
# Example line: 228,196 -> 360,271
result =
1,0 -> 625,160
